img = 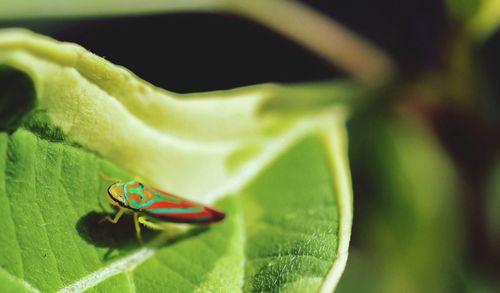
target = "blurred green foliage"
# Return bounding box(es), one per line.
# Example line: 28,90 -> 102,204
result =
339,112 -> 465,293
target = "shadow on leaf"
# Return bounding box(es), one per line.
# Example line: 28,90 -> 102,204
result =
76,211 -> 211,260
76,211 -> 157,249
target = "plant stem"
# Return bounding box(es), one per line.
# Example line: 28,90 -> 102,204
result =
0,0 -> 228,19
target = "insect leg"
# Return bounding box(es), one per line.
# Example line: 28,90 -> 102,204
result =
138,217 -> 188,237
99,208 -> 125,224
133,212 -> 144,245
137,216 -> 166,230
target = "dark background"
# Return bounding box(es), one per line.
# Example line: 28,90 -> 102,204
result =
0,0 -> 451,93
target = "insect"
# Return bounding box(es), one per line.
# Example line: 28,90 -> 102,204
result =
101,177 -> 225,244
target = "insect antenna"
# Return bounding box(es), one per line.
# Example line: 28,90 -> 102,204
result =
98,171 -> 122,183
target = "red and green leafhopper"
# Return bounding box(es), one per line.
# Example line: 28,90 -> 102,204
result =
101,177 -> 225,244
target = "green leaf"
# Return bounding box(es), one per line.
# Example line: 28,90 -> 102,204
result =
0,29 -> 353,292
471,0 -> 500,39
338,114 -> 463,292
446,0 -> 500,40
446,0 -> 481,21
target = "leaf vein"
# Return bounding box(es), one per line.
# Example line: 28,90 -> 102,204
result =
4,137 -> 26,280
35,137 -> 65,287
0,266 -> 41,293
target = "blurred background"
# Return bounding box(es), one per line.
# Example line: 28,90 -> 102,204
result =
1,0 -> 499,292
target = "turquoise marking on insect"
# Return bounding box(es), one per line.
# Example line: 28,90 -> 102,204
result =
123,183 -> 128,202
135,196 -> 166,209
149,187 -> 181,203
146,207 -> 204,214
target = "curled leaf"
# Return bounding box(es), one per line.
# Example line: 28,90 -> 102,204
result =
0,29 -> 353,292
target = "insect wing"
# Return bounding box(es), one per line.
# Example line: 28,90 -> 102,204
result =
140,186 -> 225,224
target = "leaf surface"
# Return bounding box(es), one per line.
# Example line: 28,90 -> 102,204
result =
0,29 -> 352,292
